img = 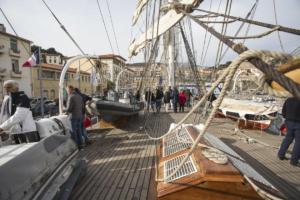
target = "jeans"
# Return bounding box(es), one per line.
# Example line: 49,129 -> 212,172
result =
81,116 -> 89,143
71,118 -> 83,147
278,120 -> 300,165
173,101 -> 178,112
156,99 -> 162,113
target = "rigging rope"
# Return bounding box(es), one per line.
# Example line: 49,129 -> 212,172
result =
199,0 -> 220,66
194,8 -> 300,36
105,0 -> 120,55
223,26 -> 280,40
96,0 -> 114,53
158,49 -> 299,182
0,7 -> 31,56
219,0 -> 259,63
272,0 -> 285,52
186,12 -> 300,100
179,23 -> 206,94
41,0 -> 104,84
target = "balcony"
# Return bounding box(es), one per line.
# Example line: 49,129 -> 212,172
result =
0,45 -> 5,54
10,69 -> 22,78
9,48 -> 20,57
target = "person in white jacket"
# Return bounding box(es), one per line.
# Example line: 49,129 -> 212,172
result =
0,80 -> 37,143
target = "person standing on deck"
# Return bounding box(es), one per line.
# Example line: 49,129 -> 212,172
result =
155,86 -> 164,113
75,88 -> 92,145
184,89 -> 193,107
144,88 -> 151,111
172,86 -> 179,113
278,97 -> 300,166
135,90 -> 140,102
169,86 -> 174,110
0,80 -> 37,143
179,90 -> 186,112
66,85 -> 84,149
163,87 -> 171,112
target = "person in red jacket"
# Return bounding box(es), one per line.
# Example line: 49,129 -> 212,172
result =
179,90 -> 186,112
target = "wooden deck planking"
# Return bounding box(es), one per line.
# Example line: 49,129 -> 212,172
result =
117,138 -> 148,200
104,138 -> 149,200
71,137 -> 122,199
90,137 -> 143,200
70,109 -> 300,200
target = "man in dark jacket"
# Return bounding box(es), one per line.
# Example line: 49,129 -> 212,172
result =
172,86 -> 179,113
278,97 -> 300,166
164,87 -> 171,112
66,86 -> 84,148
155,87 -> 164,113
75,88 -> 92,145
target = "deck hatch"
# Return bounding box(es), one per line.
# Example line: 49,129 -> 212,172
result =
163,128 -> 193,157
164,153 -> 197,182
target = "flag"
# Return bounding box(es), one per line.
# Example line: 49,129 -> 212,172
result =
22,50 -> 40,67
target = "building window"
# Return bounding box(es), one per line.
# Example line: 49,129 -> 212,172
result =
81,76 -> 84,82
54,58 -> 57,64
42,70 -> 55,79
43,90 -> 49,98
71,74 -> 74,78
49,58 -> 52,63
12,59 -> 21,74
10,38 -> 18,53
50,89 -> 55,99
56,72 -> 61,79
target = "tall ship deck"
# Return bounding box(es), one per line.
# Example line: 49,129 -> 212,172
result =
70,109 -> 300,200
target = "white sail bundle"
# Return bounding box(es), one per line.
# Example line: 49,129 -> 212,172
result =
129,0 -> 202,58
132,0 -> 151,26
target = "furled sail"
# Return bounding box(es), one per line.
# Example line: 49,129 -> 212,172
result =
132,0 -> 150,26
129,0 -> 202,58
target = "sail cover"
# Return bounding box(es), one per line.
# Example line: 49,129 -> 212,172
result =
132,0 -> 151,26
129,0 -> 202,58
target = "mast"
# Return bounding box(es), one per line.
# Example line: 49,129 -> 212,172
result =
167,0 -> 176,88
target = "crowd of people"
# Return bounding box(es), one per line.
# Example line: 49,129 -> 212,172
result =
144,86 -> 193,113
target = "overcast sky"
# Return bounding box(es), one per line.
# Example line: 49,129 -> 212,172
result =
0,0 -> 299,66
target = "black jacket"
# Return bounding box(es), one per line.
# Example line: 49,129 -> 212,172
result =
282,97 -> 300,122
11,91 -> 30,115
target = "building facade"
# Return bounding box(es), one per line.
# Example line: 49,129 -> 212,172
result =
0,24 -> 32,99
99,54 -> 127,82
69,54 -> 133,94
126,62 -> 168,91
32,53 -> 92,100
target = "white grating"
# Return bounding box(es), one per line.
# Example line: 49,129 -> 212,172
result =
163,128 -> 194,157
164,153 -> 197,182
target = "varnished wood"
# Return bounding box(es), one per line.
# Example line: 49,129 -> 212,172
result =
215,111 -> 270,130
156,125 -> 265,199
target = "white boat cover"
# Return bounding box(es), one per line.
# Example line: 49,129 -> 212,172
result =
214,98 -> 279,119
129,0 -> 202,57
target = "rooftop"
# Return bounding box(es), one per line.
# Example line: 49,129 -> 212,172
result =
0,30 -> 32,43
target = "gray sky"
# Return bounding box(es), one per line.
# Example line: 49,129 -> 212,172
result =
0,0 -> 299,66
